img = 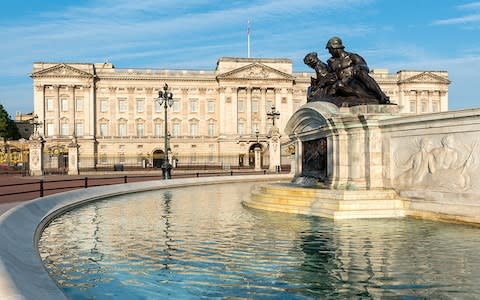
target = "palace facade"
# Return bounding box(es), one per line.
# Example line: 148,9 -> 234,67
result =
31,57 -> 450,170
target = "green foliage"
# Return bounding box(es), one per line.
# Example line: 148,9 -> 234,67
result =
0,104 -> 21,141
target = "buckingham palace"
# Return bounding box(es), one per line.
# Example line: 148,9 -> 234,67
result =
31,57 -> 450,171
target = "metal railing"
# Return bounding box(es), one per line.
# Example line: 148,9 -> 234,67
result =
0,168 -> 287,201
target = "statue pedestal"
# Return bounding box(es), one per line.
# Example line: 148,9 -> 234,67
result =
285,102 -> 400,190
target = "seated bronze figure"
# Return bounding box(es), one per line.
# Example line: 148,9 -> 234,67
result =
304,37 -> 391,107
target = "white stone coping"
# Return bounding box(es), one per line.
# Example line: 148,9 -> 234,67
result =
0,174 -> 292,300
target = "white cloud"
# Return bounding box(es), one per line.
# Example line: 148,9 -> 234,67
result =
433,14 -> 480,25
458,2 -> 480,10
433,1 -> 480,25
7,0 -> 479,114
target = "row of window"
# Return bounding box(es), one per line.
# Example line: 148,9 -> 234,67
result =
46,98 -> 84,112
46,98 -> 303,115
99,98 -> 216,114
236,99 -> 295,113
46,122 -> 84,136
98,123 -> 216,138
409,100 -> 440,113
45,122 -> 270,137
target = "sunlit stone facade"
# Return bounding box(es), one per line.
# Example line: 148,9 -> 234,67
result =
31,57 -> 450,170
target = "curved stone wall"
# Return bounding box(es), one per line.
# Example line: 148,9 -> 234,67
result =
0,175 -> 291,300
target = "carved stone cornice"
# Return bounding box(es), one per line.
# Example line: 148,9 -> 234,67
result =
216,62 -> 294,81
399,72 -> 451,84
145,87 -> 154,94
31,63 -> 94,79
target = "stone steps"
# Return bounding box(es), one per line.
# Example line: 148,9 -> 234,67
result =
244,183 -> 407,220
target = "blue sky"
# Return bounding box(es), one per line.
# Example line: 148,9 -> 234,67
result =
1,0 -> 479,116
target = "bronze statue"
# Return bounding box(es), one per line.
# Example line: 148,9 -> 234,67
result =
304,37 -> 391,107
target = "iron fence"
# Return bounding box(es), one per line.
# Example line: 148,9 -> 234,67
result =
0,169 -> 288,202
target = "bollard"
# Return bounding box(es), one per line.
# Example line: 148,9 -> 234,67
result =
124,176 -> 127,183
84,177 -> 88,188
40,180 -> 44,197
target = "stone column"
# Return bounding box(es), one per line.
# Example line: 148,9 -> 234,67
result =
29,137 -> 45,176
55,85 -> 60,137
246,87 -> 252,134
347,124 -> 366,189
295,139 -> 303,177
88,84 -> 95,138
415,90 -> 419,113
109,87 -> 117,137
363,118 -> 384,189
34,84 -> 46,136
427,90 -> 432,113
328,118 -> 349,189
232,88 -> 238,134
440,90 -> 448,111
219,87 -> 226,134
254,146 -> 261,171
70,85 -> 76,136
68,137 -> 80,175
289,154 -> 295,175
260,88 -> 267,132
268,126 -> 281,172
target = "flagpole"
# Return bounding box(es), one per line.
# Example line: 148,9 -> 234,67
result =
247,19 -> 251,58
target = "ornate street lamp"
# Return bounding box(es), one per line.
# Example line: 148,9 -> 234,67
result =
155,83 -> 174,179
266,105 -> 280,127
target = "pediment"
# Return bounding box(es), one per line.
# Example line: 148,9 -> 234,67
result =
32,63 -> 94,78
217,63 -> 293,80
400,72 -> 451,84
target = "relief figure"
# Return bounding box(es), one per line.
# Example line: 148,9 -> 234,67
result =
396,138 -> 435,186
395,135 -> 478,191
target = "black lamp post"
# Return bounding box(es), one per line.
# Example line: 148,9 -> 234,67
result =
266,105 -> 280,127
155,83 -> 174,179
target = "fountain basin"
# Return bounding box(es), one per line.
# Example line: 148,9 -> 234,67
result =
0,175 -> 290,300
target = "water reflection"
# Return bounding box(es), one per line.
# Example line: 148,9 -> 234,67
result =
39,183 -> 480,299
161,191 -> 174,270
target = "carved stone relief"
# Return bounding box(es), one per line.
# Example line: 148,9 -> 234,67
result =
394,135 -> 479,191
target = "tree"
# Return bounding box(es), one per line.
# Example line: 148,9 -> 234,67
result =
0,104 -> 20,142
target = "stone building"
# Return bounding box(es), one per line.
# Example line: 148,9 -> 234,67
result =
31,57 -> 450,171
